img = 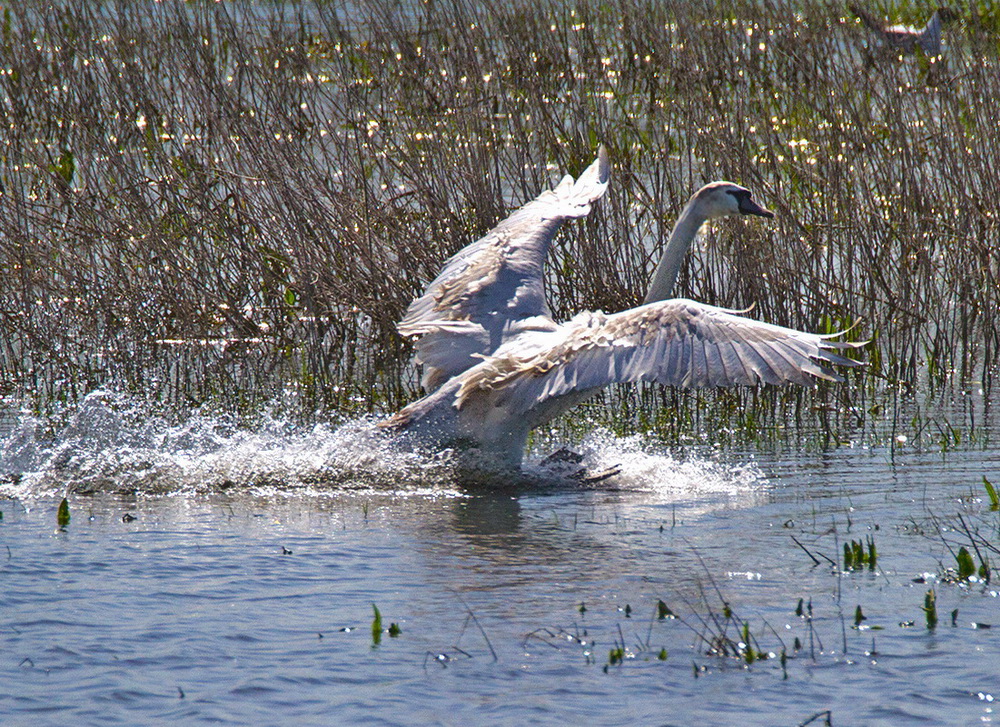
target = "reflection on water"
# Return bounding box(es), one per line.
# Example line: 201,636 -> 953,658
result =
451,493 -> 522,536
1,392 -> 998,726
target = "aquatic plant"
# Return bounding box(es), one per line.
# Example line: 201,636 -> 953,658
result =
371,603 -> 383,646
656,599 -> 674,620
984,477 -> 999,512
923,588 -> 938,629
929,509 -> 995,585
843,536 -> 878,570
740,621 -> 760,664
428,598 -> 496,666
369,605 -> 400,645
956,546 -> 976,580
798,711 -> 833,727
56,497 -> 70,529
523,623 -> 595,665
607,646 -> 625,667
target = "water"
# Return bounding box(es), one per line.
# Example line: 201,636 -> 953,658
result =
1,395 -> 998,726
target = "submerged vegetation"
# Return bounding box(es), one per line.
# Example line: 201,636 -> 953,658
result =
1,0 -> 999,445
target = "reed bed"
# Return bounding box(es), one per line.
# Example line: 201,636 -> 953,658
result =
1,0 -> 998,444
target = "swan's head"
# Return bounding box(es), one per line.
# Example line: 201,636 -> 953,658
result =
692,182 -> 774,221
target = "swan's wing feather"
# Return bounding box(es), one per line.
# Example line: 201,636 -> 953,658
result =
395,320 -> 492,391
397,149 -> 610,386
719,340 -> 751,384
453,299 -> 863,423
731,339 -> 782,385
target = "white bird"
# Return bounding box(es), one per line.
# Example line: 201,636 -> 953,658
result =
381,181 -> 864,473
849,4 -> 957,56
398,147 -> 610,391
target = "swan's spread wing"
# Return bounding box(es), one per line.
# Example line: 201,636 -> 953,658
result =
398,148 -> 610,387
455,299 -> 864,418
379,299 -> 864,467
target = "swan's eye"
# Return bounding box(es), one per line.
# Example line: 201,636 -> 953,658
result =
727,190 -> 752,209
730,190 -> 775,219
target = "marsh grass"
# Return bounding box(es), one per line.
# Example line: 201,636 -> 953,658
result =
923,588 -> 938,628
938,512 -> 995,583
2,0 -> 998,443
984,476 -> 999,511
56,495 -> 69,528
371,603 -> 382,646
843,535 -> 878,570
528,586 -> 813,675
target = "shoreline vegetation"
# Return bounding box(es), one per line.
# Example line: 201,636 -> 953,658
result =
1,0 -> 998,448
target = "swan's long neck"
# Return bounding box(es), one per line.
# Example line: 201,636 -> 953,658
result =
642,199 -> 709,305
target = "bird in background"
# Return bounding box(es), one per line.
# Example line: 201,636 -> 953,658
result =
848,4 -> 958,56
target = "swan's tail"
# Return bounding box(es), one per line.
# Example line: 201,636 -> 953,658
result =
377,409 -> 411,430
377,382 -> 455,431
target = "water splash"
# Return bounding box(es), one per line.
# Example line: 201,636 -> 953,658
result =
526,428 -> 765,504
0,390 -> 460,498
0,391 -> 765,504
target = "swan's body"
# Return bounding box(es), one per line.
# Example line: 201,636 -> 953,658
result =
382,181 -> 863,472
849,5 -> 955,55
398,147 -> 609,391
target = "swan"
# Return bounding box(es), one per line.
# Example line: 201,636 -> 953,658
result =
398,147 -> 610,391
380,181 -> 864,472
849,4 -> 957,56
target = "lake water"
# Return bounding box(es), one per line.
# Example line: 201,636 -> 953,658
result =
1,392 -> 998,726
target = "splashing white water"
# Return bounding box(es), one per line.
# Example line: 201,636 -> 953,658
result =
0,390 -> 458,497
0,391 -> 765,503
526,428 -> 765,502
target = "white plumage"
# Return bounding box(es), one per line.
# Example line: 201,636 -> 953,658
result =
398,147 -> 610,390
384,171 -> 864,472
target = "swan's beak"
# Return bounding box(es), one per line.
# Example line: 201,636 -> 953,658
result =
738,195 -> 775,219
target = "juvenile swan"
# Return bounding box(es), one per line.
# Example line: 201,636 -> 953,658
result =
849,4 -> 956,56
398,147 -> 610,391
381,182 -> 863,471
